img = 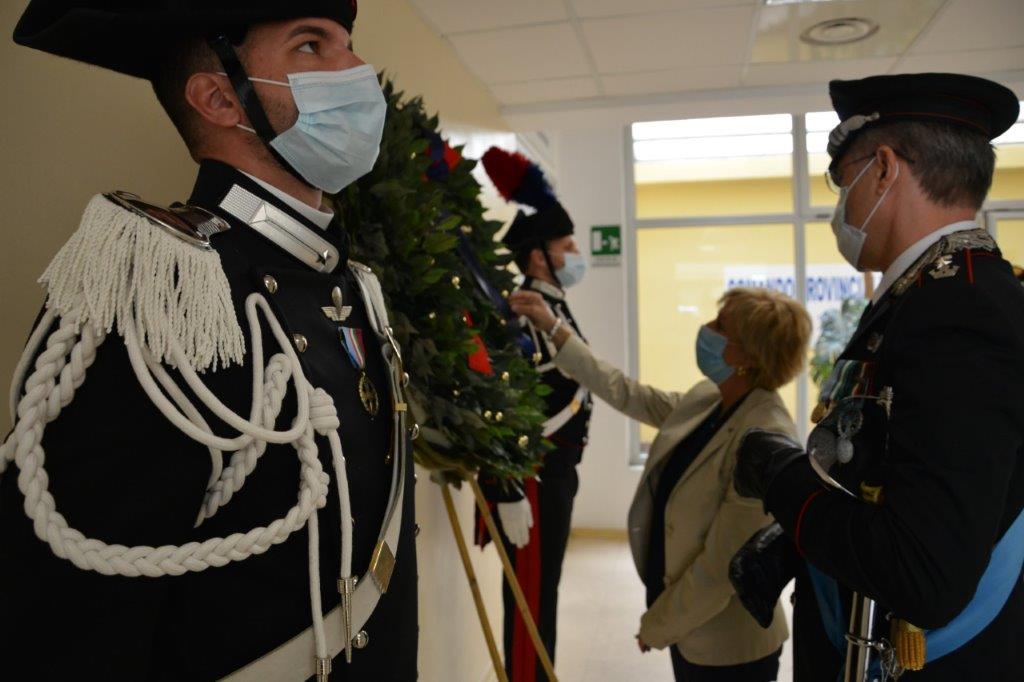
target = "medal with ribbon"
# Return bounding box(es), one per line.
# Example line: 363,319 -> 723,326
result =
340,325 -> 380,417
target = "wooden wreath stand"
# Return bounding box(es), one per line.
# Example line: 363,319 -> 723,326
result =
432,468 -> 559,682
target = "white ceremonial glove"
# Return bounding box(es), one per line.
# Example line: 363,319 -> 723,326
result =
497,498 -> 534,549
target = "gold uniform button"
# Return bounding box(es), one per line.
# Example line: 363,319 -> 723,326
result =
262,274 -> 279,294
292,333 -> 308,353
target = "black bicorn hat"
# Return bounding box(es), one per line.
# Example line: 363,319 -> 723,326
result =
13,0 -> 359,80
480,147 -> 574,255
501,203 -> 575,254
826,72 -> 1020,165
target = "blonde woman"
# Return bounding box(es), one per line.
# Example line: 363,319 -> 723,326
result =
510,287 -> 812,682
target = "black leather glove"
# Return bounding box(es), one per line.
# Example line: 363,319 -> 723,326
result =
729,523 -> 800,628
733,428 -> 807,502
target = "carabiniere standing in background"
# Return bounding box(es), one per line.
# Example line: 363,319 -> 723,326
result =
474,147 -> 593,682
732,73 -> 1024,681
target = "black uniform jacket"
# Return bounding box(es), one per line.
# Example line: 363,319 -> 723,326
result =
478,278 -> 592,506
768,229 -> 1024,680
0,161 -> 418,681
522,277 -> 592,474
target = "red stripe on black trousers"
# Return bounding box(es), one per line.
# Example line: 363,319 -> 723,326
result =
511,477 -> 542,682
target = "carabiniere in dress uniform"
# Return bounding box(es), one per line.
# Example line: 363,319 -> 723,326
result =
0,3 -> 418,680
476,147 -> 594,682
731,73 -> 1024,682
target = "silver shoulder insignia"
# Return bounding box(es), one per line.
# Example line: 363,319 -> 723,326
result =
892,229 -> 996,296
348,260 -> 374,274
941,229 -> 997,255
929,254 -> 960,280
105,190 -> 230,251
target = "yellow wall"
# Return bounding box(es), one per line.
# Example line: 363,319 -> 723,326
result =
637,177 -> 793,219
355,0 -> 505,130
636,224 -> 799,444
997,220 -> 1024,266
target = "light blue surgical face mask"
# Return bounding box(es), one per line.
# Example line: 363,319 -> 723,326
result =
236,64 -> 386,193
555,252 -> 587,289
830,157 -> 899,272
696,325 -> 735,385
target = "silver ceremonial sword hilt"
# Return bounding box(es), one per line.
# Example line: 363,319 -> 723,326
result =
339,576 -> 358,663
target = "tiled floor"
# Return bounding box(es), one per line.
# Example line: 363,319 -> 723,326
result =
555,534 -> 794,682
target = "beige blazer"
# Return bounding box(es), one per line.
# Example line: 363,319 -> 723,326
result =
554,335 -> 791,665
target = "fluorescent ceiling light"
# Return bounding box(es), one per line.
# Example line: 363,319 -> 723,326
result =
634,133 -> 793,162
764,0 -> 843,5
633,114 -> 791,141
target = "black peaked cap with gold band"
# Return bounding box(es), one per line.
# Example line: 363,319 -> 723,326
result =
826,72 -> 1020,171
13,0 -> 358,80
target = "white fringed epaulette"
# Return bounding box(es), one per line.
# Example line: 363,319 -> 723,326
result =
39,191 -> 245,372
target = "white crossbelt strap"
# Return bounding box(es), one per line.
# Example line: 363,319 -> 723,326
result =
542,385 -> 589,437
222,261 -> 409,681
221,473 -> 405,681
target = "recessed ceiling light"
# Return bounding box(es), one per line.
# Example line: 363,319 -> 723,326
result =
801,17 -> 879,46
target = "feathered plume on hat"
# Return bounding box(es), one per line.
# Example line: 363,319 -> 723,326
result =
481,147 -> 573,253
481,147 -> 559,211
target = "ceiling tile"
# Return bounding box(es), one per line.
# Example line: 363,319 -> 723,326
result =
448,23 -> 592,84
897,47 -> 1024,75
581,6 -> 757,73
570,0 -> 754,18
491,77 -> 602,105
909,0 -> 1024,54
408,0 -> 567,35
744,57 -> 897,87
751,0 -> 944,63
601,66 -> 743,96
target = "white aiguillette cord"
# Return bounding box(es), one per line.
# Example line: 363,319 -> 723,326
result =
220,263 -> 411,682
0,193 -> 355,680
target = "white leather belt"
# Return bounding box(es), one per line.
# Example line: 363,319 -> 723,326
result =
542,385 -> 589,437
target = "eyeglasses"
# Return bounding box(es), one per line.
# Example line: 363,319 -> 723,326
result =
824,150 -> 916,195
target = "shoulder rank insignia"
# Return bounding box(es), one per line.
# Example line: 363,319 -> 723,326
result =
892,228 -> 997,296
107,190 -> 230,250
928,254 -> 959,280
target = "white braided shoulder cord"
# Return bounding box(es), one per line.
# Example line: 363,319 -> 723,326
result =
0,291 -> 354,675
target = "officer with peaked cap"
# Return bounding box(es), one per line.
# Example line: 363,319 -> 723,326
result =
0,2 -> 417,680
475,147 -> 593,681
732,73 -> 1024,680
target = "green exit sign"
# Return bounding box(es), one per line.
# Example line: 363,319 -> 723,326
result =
591,225 -> 621,265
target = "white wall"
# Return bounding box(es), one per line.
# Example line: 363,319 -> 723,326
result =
414,469 -> 504,682
557,127 -> 642,531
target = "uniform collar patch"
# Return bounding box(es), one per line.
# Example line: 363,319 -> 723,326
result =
526,278 -> 565,300
218,183 -> 340,273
